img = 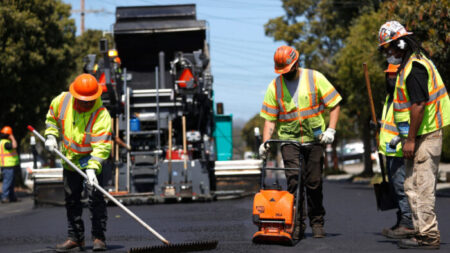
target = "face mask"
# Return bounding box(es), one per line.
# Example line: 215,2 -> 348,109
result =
386,55 -> 402,65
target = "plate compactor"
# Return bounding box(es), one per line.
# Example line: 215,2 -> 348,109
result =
252,140 -> 306,245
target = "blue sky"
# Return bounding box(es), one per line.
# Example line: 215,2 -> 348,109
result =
64,0 -> 285,124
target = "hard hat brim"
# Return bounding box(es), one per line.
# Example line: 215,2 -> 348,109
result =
69,82 -> 103,101
378,32 -> 413,47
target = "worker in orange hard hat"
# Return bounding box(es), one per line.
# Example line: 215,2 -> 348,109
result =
44,73 -> 112,251
377,64 -> 414,240
260,45 -> 342,240
1,126 -> 19,203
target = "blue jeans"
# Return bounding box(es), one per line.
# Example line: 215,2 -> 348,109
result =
1,167 -> 16,201
386,156 -> 413,229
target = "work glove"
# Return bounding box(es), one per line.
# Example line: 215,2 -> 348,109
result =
259,143 -> 269,160
45,135 -> 58,153
319,128 -> 336,144
85,169 -> 98,186
389,136 -> 402,149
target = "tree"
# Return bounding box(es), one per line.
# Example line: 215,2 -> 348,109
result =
0,0 -> 76,144
381,0 -> 450,83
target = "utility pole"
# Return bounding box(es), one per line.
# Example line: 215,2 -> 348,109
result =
71,0 -> 111,35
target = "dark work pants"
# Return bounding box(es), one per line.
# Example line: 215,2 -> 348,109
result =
386,156 -> 413,229
63,169 -> 107,242
1,166 -> 17,201
281,144 -> 325,230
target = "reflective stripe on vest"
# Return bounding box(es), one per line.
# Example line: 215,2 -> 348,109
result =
381,120 -> 399,135
261,102 -> 279,117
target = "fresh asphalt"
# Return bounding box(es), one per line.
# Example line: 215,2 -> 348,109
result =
1,180 -> 450,253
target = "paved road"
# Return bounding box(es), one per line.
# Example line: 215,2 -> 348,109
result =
1,180 -> 450,253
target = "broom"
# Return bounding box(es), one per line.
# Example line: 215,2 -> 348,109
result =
27,126 -> 218,253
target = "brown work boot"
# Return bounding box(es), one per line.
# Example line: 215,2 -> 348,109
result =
92,238 -> 107,251
382,224 -> 399,237
55,239 -> 85,252
385,226 -> 415,239
398,237 -> 440,250
312,225 -> 325,238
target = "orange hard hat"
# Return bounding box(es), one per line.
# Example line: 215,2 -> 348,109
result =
114,57 -> 121,65
1,126 -> 13,135
384,64 -> 400,73
274,45 -> 299,74
69,74 -> 102,101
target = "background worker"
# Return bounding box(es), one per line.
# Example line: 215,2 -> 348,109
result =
44,73 -> 112,252
378,64 -> 414,239
0,126 -> 19,203
378,21 -> 450,249
259,45 -> 341,240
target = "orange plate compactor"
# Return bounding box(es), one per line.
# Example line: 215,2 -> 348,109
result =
252,140 -> 304,245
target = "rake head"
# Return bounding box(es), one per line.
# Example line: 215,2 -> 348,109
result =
128,240 -> 218,253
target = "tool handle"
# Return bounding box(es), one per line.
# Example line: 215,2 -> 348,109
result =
363,63 -> 379,144
27,125 -> 170,245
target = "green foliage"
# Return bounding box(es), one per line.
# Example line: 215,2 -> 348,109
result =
380,0 -> 449,84
0,0 -> 76,142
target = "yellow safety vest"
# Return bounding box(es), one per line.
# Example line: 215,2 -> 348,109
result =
45,92 -> 112,172
0,139 -> 19,167
378,96 -> 402,157
393,53 -> 450,136
260,68 -> 342,143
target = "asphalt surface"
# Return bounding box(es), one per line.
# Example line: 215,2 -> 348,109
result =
1,180 -> 450,253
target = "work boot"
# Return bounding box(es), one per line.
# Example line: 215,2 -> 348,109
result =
92,238 -> 107,251
385,226 -> 415,239
55,239 -> 85,252
382,224 -> 399,237
312,225 -> 325,238
398,237 -> 440,250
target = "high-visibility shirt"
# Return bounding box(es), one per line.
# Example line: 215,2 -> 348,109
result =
45,92 -> 112,173
0,139 -> 19,167
260,68 -> 342,143
393,53 -> 450,136
378,95 -> 402,157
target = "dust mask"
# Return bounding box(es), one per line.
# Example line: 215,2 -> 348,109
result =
386,55 -> 402,65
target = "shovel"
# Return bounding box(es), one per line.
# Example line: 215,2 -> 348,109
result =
27,125 -> 218,253
363,63 -> 398,211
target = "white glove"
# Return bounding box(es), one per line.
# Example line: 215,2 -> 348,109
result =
86,169 -> 98,186
45,135 -> 58,153
259,143 -> 269,159
319,128 -> 336,144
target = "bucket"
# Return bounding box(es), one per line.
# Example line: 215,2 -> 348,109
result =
130,117 -> 141,131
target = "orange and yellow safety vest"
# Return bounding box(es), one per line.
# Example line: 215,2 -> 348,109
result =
45,92 -> 112,173
0,139 -> 19,167
260,68 -> 341,143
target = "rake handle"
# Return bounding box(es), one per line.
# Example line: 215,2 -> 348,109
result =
27,125 -> 170,245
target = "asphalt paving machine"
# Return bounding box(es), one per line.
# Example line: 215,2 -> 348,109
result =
84,4 -> 216,203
